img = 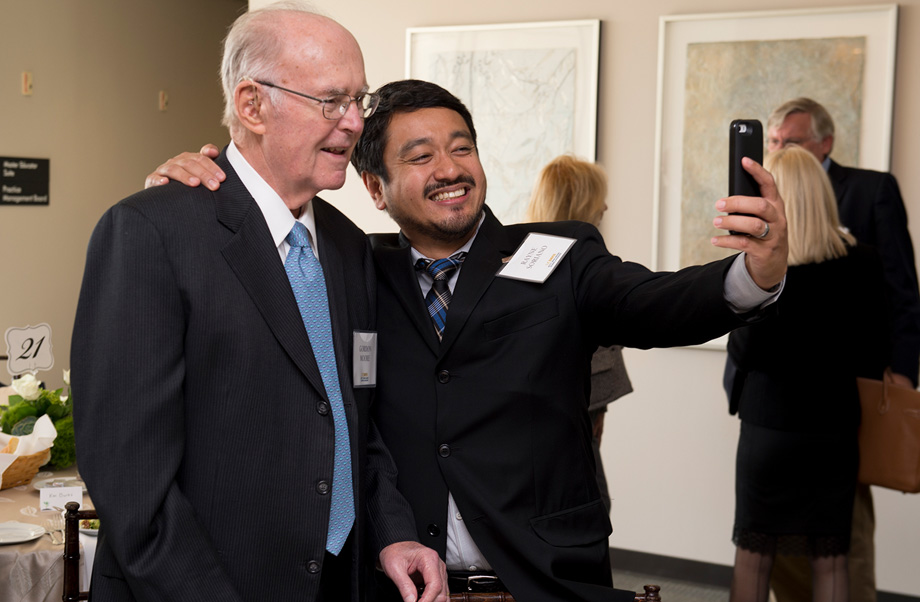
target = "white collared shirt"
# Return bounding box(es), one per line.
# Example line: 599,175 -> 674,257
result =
226,141 -> 319,262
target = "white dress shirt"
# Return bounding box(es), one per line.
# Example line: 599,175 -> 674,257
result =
226,141 -> 319,263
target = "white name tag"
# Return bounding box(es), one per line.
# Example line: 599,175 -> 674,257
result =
40,486 -> 83,512
496,233 -> 576,283
353,331 -> 377,388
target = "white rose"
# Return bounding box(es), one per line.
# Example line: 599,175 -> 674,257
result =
12,373 -> 42,401
63,369 -> 70,386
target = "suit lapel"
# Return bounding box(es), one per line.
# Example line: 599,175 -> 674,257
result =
215,153 -> 328,400
438,208 -> 511,356
313,199 -> 358,423
828,159 -> 849,204
374,236 -> 442,355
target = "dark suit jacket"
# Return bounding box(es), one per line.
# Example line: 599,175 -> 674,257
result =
368,207 -> 757,602
72,151 -> 416,602
728,243 -> 890,432
828,159 -> 920,384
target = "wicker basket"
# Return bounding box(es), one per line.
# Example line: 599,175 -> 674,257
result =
1,448 -> 51,490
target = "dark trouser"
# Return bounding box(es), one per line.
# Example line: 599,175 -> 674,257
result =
318,532 -> 354,602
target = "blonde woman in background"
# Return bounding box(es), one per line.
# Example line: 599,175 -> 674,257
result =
725,145 -> 890,602
526,154 -> 633,512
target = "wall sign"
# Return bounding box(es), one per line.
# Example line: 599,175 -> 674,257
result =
1,156 -> 50,205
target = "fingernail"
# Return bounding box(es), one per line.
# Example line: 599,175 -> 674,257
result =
208,179 -> 219,189
714,217 -> 723,226
716,200 -> 726,210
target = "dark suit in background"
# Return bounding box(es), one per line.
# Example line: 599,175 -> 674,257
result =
72,154 -> 415,602
829,160 -> 919,601
828,159 -> 920,384
369,207 -> 760,602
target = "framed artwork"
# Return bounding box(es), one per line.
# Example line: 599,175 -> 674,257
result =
407,20 -> 601,223
652,5 -> 897,349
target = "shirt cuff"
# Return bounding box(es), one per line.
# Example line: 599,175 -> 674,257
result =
724,253 -> 784,313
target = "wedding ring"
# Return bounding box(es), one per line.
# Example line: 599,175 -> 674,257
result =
756,221 -> 770,239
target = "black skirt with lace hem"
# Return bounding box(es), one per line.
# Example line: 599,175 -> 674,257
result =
732,527 -> 850,557
733,421 -> 857,556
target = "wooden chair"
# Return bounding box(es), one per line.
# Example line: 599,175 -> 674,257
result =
448,584 -> 661,601
62,501 -> 98,602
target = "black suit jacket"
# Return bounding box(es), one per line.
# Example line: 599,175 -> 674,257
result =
828,159 -> 920,384
72,151 -> 416,602
368,207 -> 757,602
728,243 -> 890,432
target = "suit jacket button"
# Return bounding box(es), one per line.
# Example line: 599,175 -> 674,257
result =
427,524 -> 440,537
438,444 -> 451,457
316,480 -> 330,495
438,370 -> 450,383
316,401 -> 329,416
307,560 -> 321,574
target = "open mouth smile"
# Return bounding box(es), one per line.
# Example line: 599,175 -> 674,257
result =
430,187 -> 468,202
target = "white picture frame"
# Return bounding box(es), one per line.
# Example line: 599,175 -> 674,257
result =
407,20 -> 601,224
652,5 -> 898,350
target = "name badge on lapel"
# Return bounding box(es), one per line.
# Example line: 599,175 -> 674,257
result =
497,233 -> 576,283
353,331 -> 377,388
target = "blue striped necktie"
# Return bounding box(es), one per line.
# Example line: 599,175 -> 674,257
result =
284,221 -> 354,555
415,252 -> 467,340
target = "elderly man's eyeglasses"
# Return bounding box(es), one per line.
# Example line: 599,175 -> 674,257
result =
255,80 -> 379,120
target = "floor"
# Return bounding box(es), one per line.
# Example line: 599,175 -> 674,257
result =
612,568 -> 731,602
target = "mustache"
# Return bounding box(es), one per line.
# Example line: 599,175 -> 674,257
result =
424,175 -> 476,198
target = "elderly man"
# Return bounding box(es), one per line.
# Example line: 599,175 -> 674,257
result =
766,97 -> 920,602
72,5 -> 445,602
149,78 -> 787,600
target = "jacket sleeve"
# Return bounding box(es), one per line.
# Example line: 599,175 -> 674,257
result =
72,203 -> 243,602
871,174 -> 920,384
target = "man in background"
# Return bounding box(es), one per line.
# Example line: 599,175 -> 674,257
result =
73,4 -> 445,602
766,96 -> 920,602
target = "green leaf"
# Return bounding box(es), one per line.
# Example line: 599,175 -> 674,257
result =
11,415 -> 38,436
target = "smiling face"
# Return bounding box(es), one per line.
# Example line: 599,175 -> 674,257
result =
235,14 -> 368,211
363,107 -> 487,258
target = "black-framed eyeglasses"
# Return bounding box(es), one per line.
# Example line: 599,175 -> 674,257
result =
255,80 -> 379,120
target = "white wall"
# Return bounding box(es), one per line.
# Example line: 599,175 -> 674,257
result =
252,0 -> 920,595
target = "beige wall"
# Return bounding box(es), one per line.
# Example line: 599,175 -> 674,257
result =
0,0 -> 242,388
252,0 -> 920,594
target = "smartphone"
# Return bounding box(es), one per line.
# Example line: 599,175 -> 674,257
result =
728,119 -> 763,233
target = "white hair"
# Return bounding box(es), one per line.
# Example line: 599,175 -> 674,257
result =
219,1 -> 327,138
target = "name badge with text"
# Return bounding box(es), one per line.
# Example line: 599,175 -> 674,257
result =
353,331 -> 377,388
497,233 -> 576,283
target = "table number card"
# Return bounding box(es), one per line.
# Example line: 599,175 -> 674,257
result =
40,486 -> 82,512
5,324 -> 54,376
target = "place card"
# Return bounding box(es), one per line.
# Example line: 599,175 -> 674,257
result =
40,486 -> 82,512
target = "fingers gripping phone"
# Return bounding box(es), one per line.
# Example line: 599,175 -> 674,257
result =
728,119 -> 763,234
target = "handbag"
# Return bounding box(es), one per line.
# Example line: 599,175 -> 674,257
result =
856,369 -> 920,493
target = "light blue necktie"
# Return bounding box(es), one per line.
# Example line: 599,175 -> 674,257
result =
285,221 -> 354,555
